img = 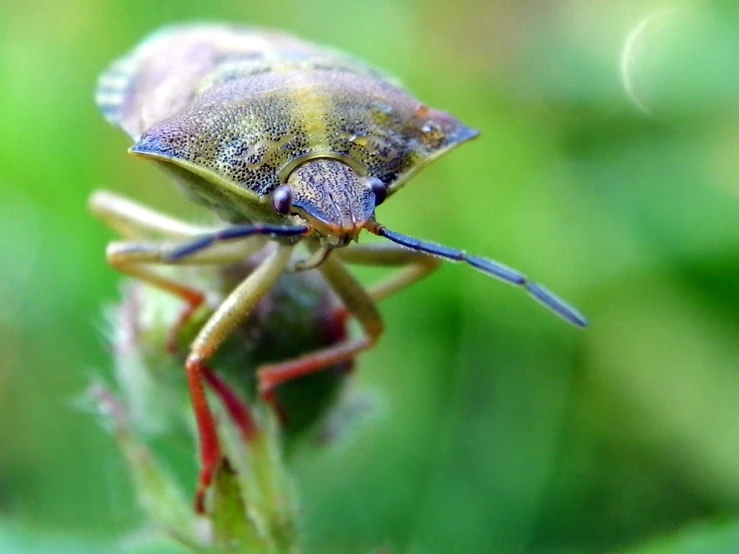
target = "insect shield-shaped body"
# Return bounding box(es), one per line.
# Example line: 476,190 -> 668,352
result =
91,24 -> 587,513
96,24 -> 475,228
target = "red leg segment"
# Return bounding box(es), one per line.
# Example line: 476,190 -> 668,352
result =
257,337 -> 374,408
186,354 -> 221,514
167,290 -> 205,354
201,365 -> 258,443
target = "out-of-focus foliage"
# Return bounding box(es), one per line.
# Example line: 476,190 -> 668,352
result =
1,1 -> 738,553
623,521 -> 739,554
0,521 -> 189,554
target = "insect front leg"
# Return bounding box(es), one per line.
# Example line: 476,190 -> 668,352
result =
185,244 -> 294,513
257,256 -> 384,411
329,243 -> 441,327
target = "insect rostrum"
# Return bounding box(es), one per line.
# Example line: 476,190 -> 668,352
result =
91,23 -> 587,514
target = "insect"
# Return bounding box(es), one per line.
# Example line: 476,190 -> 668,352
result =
90,24 -> 587,513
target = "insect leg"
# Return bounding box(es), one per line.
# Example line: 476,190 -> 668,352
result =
335,243 -> 442,303
185,244 -> 294,513
106,239 -> 267,352
89,189 -> 221,240
200,365 -> 258,443
257,256 -> 384,408
90,189 -> 249,350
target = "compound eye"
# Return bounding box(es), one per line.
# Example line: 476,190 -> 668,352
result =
272,185 -> 293,215
368,177 -> 388,206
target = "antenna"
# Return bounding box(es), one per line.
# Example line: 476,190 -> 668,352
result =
368,222 -> 587,327
166,224 -> 310,261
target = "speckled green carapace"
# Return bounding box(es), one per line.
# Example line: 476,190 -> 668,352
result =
97,24 -> 477,232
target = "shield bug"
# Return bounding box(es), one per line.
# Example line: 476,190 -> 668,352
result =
90,23 -> 587,512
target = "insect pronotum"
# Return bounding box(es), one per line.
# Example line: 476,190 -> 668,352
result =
90,24 -> 587,513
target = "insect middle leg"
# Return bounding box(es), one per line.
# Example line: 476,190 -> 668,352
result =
90,189 -> 266,349
105,239 -> 266,350
255,245 -> 437,417
257,255 -> 384,407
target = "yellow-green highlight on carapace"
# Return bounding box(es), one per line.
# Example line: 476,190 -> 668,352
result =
91,23 -> 587,514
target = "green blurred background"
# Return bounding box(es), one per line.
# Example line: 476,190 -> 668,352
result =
2,1 -> 739,552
